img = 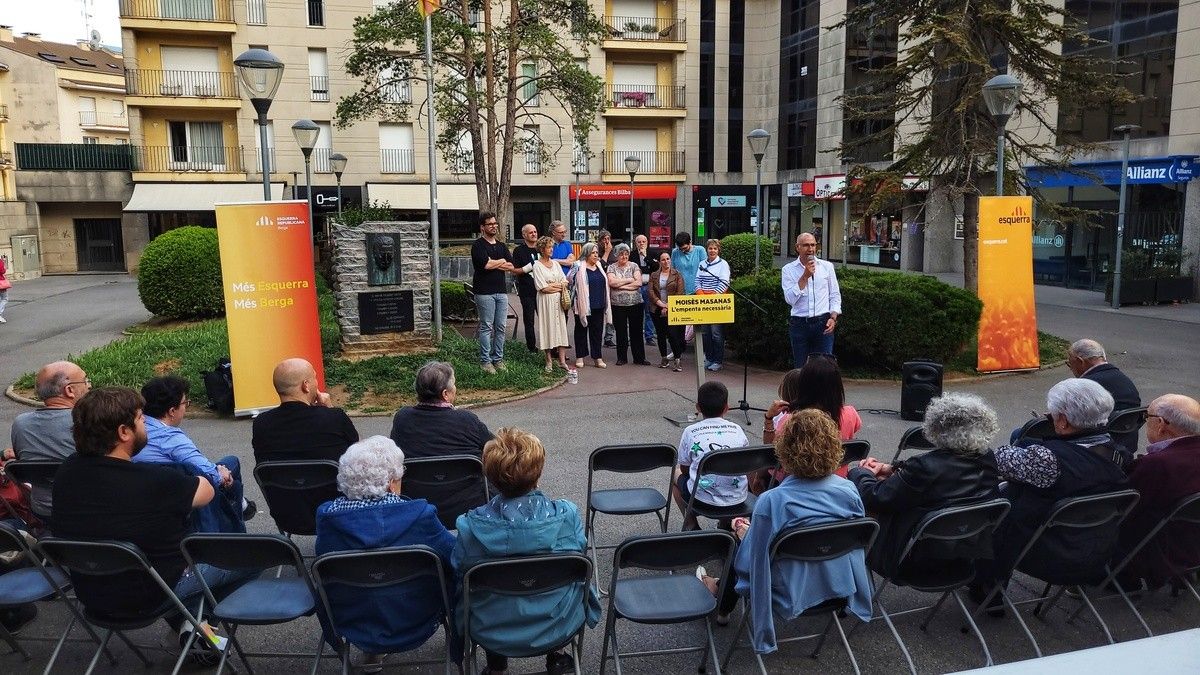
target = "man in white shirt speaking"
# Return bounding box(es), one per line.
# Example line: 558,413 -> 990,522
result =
781,233 -> 842,368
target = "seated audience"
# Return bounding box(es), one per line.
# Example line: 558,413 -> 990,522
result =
763,357 -> 862,444
134,375 -> 254,532
701,410 -> 871,652
452,428 -> 600,675
316,436 -> 456,673
5,360 -> 90,520
1113,394 -> 1200,590
970,378 -> 1129,605
672,381 -> 751,530
1068,339 -> 1141,454
389,361 -> 493,460
849,392 -> 1001,578
252,358 -> 358,463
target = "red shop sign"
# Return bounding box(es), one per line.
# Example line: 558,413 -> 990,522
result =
569,184 -> 678,200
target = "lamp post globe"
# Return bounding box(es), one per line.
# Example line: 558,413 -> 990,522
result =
329,152 -> 348,219
747,128 -> 771,273
982,73 -> 1023,196
292,119 -> 320,239
234,48 -> 284,200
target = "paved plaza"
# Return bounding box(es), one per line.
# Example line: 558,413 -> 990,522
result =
1,274 -> 1198,673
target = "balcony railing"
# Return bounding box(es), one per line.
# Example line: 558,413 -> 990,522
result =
380,148 -> 415,173
307,0 -> 324,26
79,111 -> 130,129
246,0 -> 266,24
605,84 -> 686,109
126,69 -> 239,99
254,148 -> 276,172
119,0 -> 234,22
0,104 -> 8,120
136,145 -> 244,172
311,147 -> 332,173
15,143 -> 135,170
602,149 -> 685,175
604,16 -> 685,42
449,152 -> 474,175
310,76 -> 330,102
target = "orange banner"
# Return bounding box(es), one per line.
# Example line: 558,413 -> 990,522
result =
215,200 -> 326,415
977,196 -> 1040,373
417,0 -> 440,17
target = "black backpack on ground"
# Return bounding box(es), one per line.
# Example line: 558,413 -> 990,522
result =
203,358 -> 234,416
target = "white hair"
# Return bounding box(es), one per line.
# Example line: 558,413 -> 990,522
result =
1069,339 -> 1106,361
580,242 -> 598,259
922,392 -> 1000,456
1047,378 -> 1113,430
1156,395 -> 1200,435
613,243 -> 631,256
337,436 -> 406,501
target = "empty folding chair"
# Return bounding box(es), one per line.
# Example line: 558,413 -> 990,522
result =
180,533 -> 320,675
401,455 -> 489,531
312,546 -> 457,675
1106,406 -> 1147,457
841,440 -> 871,466
682,445 -> 777,529
868,499 -> 1011,673
972,490 -> 1140,658
891,426 -> 936,463
721,519 -> 879,675
585,444 -> 676,593
253,460 -> 341,538
36,538 -> 217,675
462,553 -> 593,675
1015,416 -> 1055,444
599,530 -> 737,675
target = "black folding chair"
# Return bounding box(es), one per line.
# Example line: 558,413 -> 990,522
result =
1015,416 -> 1054,444
585,444 -> 676,594
2,460 -> 62,530
312,546 -> 457,675
181,533 -> 320,675
867,499 -> 1012,673
972,490 -> 1140,658
252,460 -> 341,538
401,455 -> 489,531
841,440 -> 871,466
1106,406 -> 1147,437
599,530 -> 736,675
891,426 -> 936,463
36,538 -> 215,675
462,553 -> 592,675
721,519 -> 879,675
683,445 -> 777,528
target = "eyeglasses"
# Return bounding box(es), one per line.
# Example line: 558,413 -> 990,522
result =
1146,414 -> 1167,424
67,378 -> 91,387
179,398 -> 191,408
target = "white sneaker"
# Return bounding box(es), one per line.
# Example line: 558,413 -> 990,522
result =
0,316 -> 6,323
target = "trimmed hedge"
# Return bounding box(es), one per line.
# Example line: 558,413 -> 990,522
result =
725,269 -> 982,372
440,281 -> 475,319
720,233 -> 777,278
137,226 -> 225,319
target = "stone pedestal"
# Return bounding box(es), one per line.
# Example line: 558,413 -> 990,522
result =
332,220 -> 434,358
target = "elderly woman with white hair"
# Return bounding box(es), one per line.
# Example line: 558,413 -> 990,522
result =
315,436 -> 456,672
849,392 -> 1002,577
607,242 -> 649,365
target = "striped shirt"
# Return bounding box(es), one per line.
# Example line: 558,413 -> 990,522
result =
696,257 -> 730,293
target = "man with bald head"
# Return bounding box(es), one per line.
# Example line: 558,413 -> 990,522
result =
251,358 -> 358,463
1115,395 -> 1200,589
510,223 -> 540,352
1067,338 -> 1141,451
781,232 -> 841,368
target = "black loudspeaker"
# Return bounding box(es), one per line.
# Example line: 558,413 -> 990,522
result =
900,360 -> 943,421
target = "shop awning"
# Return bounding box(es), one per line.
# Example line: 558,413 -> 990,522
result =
124,182 -> 286,212
366,183 -> 480,210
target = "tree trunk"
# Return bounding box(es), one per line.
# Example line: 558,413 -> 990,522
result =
962,191 -> 980,295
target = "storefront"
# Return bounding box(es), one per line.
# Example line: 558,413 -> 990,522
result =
813,175 -> 926,269
690,184 -> 784,253
296,185 -> 363,242
786,180 -> 821,254
365,183 -> 482,240
568,184 -> 678,246
1026,155 -> 1197,291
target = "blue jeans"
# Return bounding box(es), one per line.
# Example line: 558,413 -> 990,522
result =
702,324 -> 725,366
788,315 -> 834,368
173,563 -> 258,621
641,286 -> 655,340
475,293 -> 508,364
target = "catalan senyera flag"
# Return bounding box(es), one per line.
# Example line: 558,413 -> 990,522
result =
417,0 -> 440,17
976,196 -> 1041,373
215,201 -> 326,416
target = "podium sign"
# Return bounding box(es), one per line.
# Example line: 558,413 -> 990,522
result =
667,294 -> 735,325
976,196 -> 1040,372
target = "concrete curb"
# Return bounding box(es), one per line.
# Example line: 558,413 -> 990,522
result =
5,385 -> 42,408
345,375 -> 570,417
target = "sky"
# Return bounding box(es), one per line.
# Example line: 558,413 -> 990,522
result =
3,1 -> 122,49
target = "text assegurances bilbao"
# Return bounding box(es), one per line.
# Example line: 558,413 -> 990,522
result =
227,279 -> 311,310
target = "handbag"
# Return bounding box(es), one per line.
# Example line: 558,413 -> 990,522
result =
0,278 -> 10,291
559,288 -> 572,312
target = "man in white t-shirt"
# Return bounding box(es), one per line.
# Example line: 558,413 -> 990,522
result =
672,381 -> 750,530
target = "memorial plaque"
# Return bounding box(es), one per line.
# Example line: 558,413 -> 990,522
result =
359,290 -> 415,334
367,233 -> 401,286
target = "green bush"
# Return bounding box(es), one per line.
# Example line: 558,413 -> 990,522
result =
440,281 -> 475,319
725,269 -> 982,372
720,233 -> 777,278
137,226 -> 225,319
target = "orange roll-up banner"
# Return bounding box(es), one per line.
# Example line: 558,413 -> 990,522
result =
215,200 -> 326,416
976,196 -> 1040,373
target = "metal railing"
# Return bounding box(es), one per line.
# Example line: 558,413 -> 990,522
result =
604,15 -> 685,42
449,152 -> 474,175
119,0 -> 234,22
126,69 -> 238,98
380,148 -> 415,173
15,143 -> 135,170
605,83 -> 686,109
246,0 -> 266,24
79,111 -> 129,129
310,76 -> 330,102
601,149 -> 685,175
307,0 -> 324,26
310,147 -> 332,173
134,145 -> 244,172
254,148 -> 276,172
381,79 -> 411,103
0,104 -> 8,120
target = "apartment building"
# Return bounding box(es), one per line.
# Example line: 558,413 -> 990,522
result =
0,28 -> 133,274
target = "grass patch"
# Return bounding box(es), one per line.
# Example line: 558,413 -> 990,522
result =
841,330 -> 1070,380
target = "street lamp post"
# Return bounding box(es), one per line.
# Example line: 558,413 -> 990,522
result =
982,73 -> 1024,196
1111,124 -> 1140,309
233,49 -> 284,200
329,152 -> 347,220
747,128 -> 771,274
572,152 -> 586,237
624,155 -> 641,245
291,119 -> 320,239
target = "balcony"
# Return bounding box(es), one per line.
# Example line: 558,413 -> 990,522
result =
310,147 -> 333,173
125,69 -> 240,108
16,143 -> 135,170
119,0 -> 236,32
601,150 -> 685,181
253,148 -> 276,173
310,76 -> 330,102
79,111 -> 130,131
380,148 -> 415,174
604,84 -> 686,118
602,16 -> 686,52
0,104 -> 8,121
134,145 -> 245,173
